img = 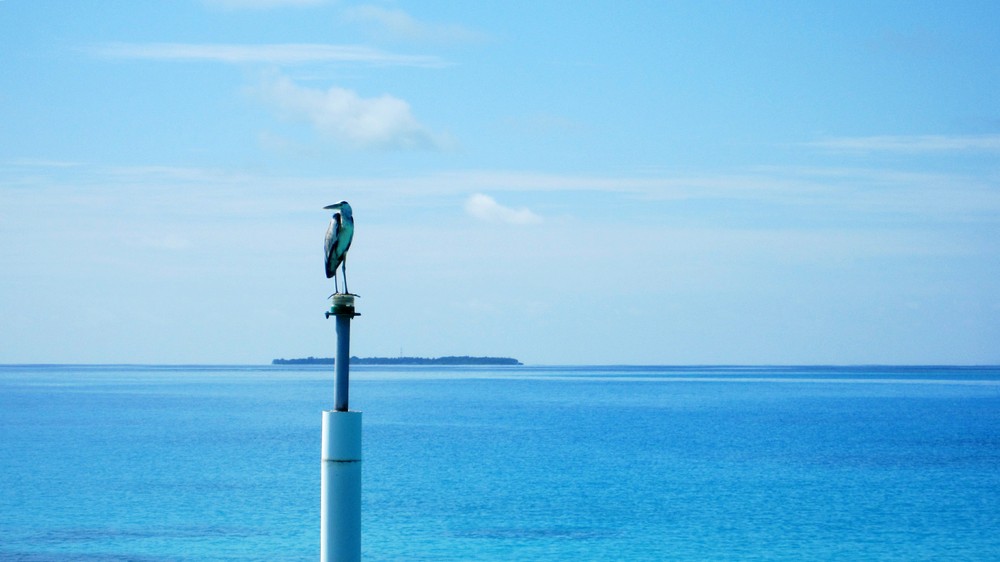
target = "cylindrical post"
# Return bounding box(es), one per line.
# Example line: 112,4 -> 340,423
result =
321,410 -> 361,562
335,316 -> 350,411
331,294 -> 355,411
322,294 -> 361,562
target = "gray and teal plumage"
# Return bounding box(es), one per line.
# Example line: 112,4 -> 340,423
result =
324,201 -> 354,294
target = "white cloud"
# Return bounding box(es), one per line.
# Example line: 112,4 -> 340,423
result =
809,134 -> 1000,153
465,194 -> 542,225
255,74 -> 443,149
343,5 -> 485,43
90,42 -> 446,68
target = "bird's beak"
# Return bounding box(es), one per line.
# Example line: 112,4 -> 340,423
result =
323,203 -> 342,210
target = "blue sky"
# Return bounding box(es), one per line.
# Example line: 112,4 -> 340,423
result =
2,0 -> 998,364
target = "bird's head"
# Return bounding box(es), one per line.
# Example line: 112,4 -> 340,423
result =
323,201 -> 352,217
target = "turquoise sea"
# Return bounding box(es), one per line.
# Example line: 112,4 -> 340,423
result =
1,365 -> 999,561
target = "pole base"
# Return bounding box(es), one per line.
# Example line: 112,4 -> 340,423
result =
321,410 -> 362,562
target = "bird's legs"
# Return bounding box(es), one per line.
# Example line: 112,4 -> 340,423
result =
334,274 -> 340,294
341,258 -> 349,294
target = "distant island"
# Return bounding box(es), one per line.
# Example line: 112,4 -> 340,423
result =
272,355 -> 522,366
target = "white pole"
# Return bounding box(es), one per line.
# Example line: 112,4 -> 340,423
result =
321,410 -> 361,562
321,294 -> 361,562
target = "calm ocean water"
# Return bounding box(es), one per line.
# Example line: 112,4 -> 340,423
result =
1,364 -> 999,561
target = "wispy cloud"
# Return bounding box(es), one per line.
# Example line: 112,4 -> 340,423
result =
6,159 -> 995,228
254,73 -> 445,150
4,158 -> 84,169
865,29 -> 942,57
503,112 -> 585,136
89,42 -> 446,68
343,5 -> 486,43
202,0 -> 326,9
135,234 -> 192,252
809,134 -> 1000,153
465,194 -> 542,225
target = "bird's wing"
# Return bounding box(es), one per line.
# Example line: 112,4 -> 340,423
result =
324,214 -> 341,278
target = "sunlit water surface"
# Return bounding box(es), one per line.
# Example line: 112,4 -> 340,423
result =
2,365 -> 999,561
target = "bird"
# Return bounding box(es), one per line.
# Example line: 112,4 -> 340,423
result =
324,201 -> 354,294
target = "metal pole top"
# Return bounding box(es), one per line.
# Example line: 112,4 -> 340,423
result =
327,294 -> 360,319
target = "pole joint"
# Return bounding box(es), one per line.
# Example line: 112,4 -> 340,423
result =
325,294 -> 361,319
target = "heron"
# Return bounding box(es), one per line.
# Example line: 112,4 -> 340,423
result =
324,201 -> 354,294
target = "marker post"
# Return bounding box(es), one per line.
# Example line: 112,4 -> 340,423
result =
321,294 -> 361,562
